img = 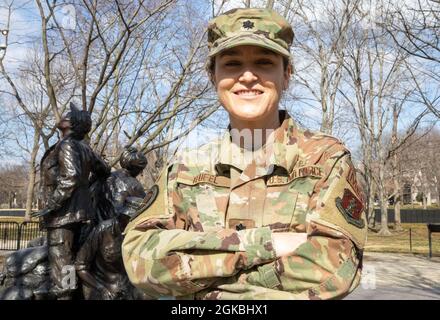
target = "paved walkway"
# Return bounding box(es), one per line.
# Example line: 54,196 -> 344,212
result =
346,252 -> 440,300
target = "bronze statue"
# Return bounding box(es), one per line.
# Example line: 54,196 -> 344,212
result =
91,147 -> 147,223
32,104 -> 110,299
107,147 -> 147,217
75,147 -> 149,299
1,115 -> 156,300
75,201 -> 138,300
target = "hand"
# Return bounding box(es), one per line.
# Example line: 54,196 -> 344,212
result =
31,208 -> 51,218
272,232 -> 308,258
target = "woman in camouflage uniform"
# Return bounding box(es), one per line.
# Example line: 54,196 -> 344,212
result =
122,8 -> 367,300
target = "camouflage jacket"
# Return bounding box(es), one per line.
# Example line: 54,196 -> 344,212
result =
122,111 -> 367,300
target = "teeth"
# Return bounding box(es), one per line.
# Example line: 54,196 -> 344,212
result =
236,90 -> 262,96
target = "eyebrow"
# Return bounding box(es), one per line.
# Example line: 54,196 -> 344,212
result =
218,47 -> 277,58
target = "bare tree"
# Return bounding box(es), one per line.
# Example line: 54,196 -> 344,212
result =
341,2 -> 429,236
292,0 -> 360,134
384,0 -> 440,118
0,0 -> 227,215
0,1 -> 74,219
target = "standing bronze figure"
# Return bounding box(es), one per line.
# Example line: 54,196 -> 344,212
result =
33,104 -> 110,299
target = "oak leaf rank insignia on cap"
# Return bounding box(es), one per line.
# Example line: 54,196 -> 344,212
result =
242,20 -> 254,30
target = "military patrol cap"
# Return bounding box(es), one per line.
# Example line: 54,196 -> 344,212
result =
207,8 -> 294,59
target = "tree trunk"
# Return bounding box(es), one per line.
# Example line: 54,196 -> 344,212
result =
24,129 -> 41,221
266,0 -> 275,9
394,195 -> 402,231
320,113 -> 332,135
378,161 -> 392,236
378,193 -> 391,235
8,191 -> 13,209
367,178 -> 376,228
436,182 -> 440,207
422,175 -> 428,209
391,154 -> 401,230
283,0 -> 292,17
391,106 -> 402,231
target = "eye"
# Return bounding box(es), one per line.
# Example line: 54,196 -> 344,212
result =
257,59 -> 274,65
224,60 -> 241,67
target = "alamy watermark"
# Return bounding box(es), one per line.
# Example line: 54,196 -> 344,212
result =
360,265 -> 376,290
55,4 -> 77,31
61,265 -> 77,291
176,126 -> 279,170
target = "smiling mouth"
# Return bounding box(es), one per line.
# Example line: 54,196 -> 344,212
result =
234,89 -> 264,96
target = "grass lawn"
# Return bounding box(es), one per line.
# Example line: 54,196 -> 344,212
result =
0,216 -> 39,223
366,223 -> 440,256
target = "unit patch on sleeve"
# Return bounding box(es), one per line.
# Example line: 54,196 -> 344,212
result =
335,188 -> 365,228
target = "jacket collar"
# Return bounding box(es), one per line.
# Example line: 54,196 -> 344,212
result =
216,110 -> 299,177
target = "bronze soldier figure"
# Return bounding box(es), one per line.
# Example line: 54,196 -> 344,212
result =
33,104 -> 110,299
99,147 -> 148,221
75,210 -> 134,299
75,148 -> 150,299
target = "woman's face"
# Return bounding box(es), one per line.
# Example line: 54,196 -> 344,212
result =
213,45 -> 290,128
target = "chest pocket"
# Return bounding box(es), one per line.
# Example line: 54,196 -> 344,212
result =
262,184 -> 299,231
176,173 -> 229,232
264,170 -> 322,232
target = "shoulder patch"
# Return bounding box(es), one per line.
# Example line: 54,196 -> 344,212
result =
335,188 -> 365,228
310,155 -> 367,249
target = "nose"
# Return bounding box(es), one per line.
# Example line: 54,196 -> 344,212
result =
238,69 -> 258,83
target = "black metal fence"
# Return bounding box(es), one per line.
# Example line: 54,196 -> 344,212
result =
0,221 -> 46,251
0,209 -> 26,217
374,209 -> 440,223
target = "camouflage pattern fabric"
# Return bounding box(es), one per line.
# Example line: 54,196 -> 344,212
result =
122,111 -> 367,300
207,8 -> 294,59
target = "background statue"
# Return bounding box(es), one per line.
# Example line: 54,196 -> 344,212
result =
91,146 -> 147,222
75,147 -> 150,300
75,197 -> 145,299
0,133 -> 153,300
32,104 -> 110,299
